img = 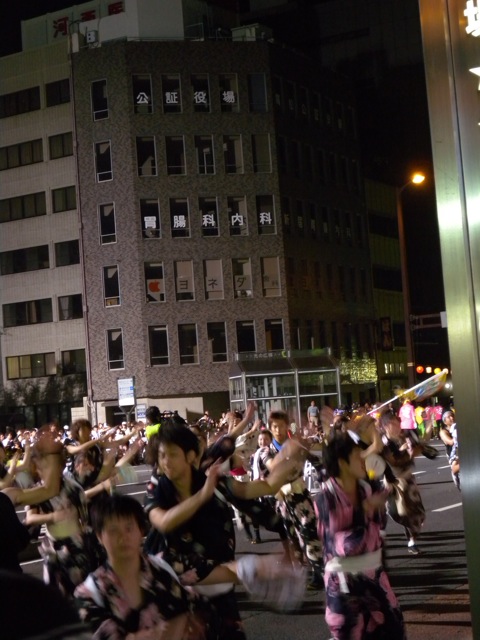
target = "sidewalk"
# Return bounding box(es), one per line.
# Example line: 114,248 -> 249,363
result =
402,582 -> 472,640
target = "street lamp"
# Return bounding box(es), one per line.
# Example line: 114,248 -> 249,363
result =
397,172 -> 425,388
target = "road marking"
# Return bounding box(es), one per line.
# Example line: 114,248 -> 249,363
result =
20,558 -> 42,566
126,490 -> 146,496
412,471 -> 426,475
437,465 -> 451,469
432,502 -> 462,512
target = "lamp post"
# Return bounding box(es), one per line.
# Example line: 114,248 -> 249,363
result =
396,172 -> 425,388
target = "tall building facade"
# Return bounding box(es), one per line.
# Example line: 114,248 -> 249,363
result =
0,0 -> 378,427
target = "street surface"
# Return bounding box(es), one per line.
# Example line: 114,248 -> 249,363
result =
18,441 -> 472,639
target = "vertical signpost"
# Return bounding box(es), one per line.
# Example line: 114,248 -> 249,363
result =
117,377 -> 136,424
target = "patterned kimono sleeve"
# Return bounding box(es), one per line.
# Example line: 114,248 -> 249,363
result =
143,472 -> 160,516
74,582 -> 125,640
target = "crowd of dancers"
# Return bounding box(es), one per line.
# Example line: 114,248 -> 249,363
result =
0,397 -> 458,640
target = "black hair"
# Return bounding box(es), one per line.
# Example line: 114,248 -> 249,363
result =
145,405 -> 161,424
91,494 -> 147,536
259,429 -> 273,441
322,431 -> 359,478
156,420 -> 199,456
268,409 -> 289,426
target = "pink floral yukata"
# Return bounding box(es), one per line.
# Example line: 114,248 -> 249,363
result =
314,477 -> 406,640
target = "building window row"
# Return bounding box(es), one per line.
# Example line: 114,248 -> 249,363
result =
95,73 -> 267,121
103,257 -> 280,308
132,195 -> 273,241
0,240 -> 79,275
107,318 -> 284,370
0,139 -> 43,170
282,199 -> 364,247
0,186 -> 75,223
0,130 -> 73,171
272,76 -> 357,137
278,138 -> 361,192
96,134 -> 272,182
2,293 -> 83,328
6,347 -> 85,380
0,79 -> 70,119
291,319 -> 374,359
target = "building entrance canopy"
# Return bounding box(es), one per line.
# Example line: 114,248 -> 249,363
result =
229,348 -> 341,429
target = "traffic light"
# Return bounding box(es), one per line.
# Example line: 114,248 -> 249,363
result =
416,365 -> 425,374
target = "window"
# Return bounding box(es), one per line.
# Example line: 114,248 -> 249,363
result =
49,132 -> 73,159
95,141 -> 112,181
145,262 -> 165,302
170,198 -> 190,238
333,209 -> 341,242
350,267 -> 357,301
219,74 -> 239,112
309,203 -> 317,238
52,186 -> 76,212
0,191 -> 46,223
338,266 -> 346,300
311,92 -> 321,124
0,139 -> 43,170
326,263 -> 333,292
290,140 -> 300,178
103,266 -> 120,306
91,80 -> 108,120
248,74 -> 267,112
368,213 -> 398,238
345,211 -> 352,244
223,135 -> 243,173
317,149 -> 326,184
207,322 -> 227,362
0,245 -> 49,275
236,320 -> 256,353
261,257 -> 280,297
6,352 -> 56,380
252,134 -> 271,172
99,203 -> 116,244
204,259 -> 224,300
228,196 -> 248,236
3,299 -> 53,328
296,200 -> 304,237
107,329 -> 124,370
149,325 -> 169,366
277,136 -> 287,173
318,321 -> 326,348
58,294 -> 83,320
132,74 -> 153,114
304,145 -> 313,181
272,76 -> 283,112
165,136 -> 185,175
282,196 -> 291,234
141,199 -> 160,239
299,86 -> 309,119
199,197 -> 219,237
46,79 -> 70,107
232,258 -> 252,298
314,262 -> 322,293
62,349 -> 86,374
256,195 -> 276,235
287,257 -> 295,288
0,86 -> 40,118
285,81 -> 296,114
195,135 -> 215,174
321,206 -> 330,240
265,319 -> 284,351
372,266 -> 402,292
175,261 -> 195,301
162,74 -> 182,113
55,240 -> 80,267
178,324 -> 198,364
136,137 -> 157,176
191,74 -> 210,112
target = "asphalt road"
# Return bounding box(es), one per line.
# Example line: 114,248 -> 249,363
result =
18,441 -> 471,639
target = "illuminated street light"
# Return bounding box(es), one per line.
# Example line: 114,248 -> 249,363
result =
397,172 -> 426,387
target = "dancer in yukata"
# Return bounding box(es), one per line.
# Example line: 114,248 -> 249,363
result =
314,431 -> 406,640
